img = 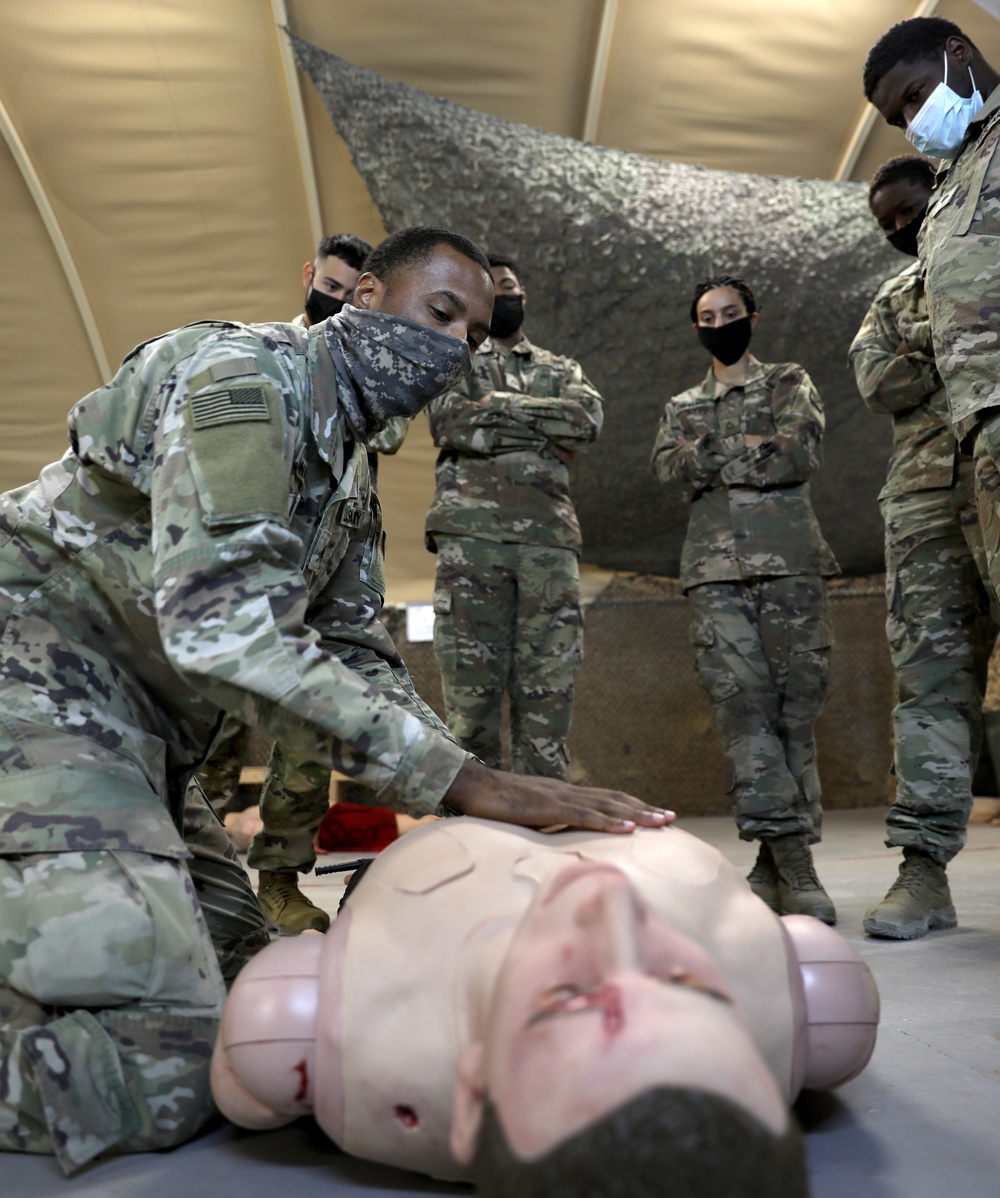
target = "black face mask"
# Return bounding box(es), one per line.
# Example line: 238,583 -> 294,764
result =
489,293 -> 524,339
886,207 -> 927,257
697,315 -> 754,366
305,287 -> 346,326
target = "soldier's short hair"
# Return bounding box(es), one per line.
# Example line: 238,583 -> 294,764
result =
472,1087 -> 809,1198
863,17 -> 974,102
868,155 -> 936,207
488,253 -> 522,283
689,275 -> 757,323
364,227 -> 491,290
316,233 -> 372,271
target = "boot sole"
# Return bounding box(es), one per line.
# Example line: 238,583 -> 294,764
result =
863,905 -> 958,940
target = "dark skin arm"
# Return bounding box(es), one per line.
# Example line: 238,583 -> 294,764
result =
444,758 -> 674,833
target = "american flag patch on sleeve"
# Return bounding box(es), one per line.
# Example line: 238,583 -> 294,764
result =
189,386 -> 271,429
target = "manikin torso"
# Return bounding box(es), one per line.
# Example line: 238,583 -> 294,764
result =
213,820 -> 878,1181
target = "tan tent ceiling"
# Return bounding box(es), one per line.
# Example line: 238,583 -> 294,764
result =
2,0 -> 999,596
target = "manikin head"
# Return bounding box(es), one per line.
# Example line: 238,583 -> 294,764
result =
301,232 -> 372,326
864,18 -> 998,159
487,253 -> 527,344
868,155 -> 936,256
351,226 -> 494,354
450,862 -> 809,1197
689,275 -> 760,369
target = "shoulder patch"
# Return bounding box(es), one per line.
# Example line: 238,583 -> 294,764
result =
190,385 -> 270,430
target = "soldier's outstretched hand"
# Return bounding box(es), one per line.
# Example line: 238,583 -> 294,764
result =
443,758 -> 674,833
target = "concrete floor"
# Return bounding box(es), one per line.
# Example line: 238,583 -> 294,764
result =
7,807 -> 1000,1198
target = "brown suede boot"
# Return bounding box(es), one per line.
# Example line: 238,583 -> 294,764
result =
257,870 -> 330,933
766,833 -> 836,925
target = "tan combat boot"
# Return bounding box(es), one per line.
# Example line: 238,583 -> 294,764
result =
766,833 -> 836,925
257,870 -> 330,933
746,841 -> 781,912
863,850 -> 957,940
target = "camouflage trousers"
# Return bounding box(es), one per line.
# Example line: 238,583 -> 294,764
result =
246,740 -> 331,875
687,576 -> 832,842
432,535 -> 582,779
881,463 -> 997,864
196,713 -> 253,816
0,781 -> 268,1174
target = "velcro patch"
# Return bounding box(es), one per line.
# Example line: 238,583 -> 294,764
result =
209,356 -> 259,382
190,386 -> 270,430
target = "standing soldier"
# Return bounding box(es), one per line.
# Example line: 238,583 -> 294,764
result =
849,155 -> 998,940
425,254 -> 604,779
651,276 -> 840,923
195,232 -> 372,930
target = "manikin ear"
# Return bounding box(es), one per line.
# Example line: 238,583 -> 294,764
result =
352,271 -> 384,311
450,1041 -> 486,1166
302,262 -> 314,290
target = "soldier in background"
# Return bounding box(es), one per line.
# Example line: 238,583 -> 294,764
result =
0,227 -> 667,1174
198,230 -> 414,934
849,155 -> 998,940
196,230 -> 373,842
651,276 -> 840,924
425,254 -> 604,779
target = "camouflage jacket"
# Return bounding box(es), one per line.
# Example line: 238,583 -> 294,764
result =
424,333 -> 604,553
848,261 -> 956,500
0,317 -> 465,856
650,357 -> 839,588
921,84 -> 1000,443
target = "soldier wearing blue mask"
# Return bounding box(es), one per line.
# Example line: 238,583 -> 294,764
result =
865,20 -> 1000,610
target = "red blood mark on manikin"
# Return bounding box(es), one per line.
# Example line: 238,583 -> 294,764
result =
557,984 -> 625,1035
293,1058 -> 309,1103
394,1105 -> 420,1128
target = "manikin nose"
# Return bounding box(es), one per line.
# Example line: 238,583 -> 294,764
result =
575,873 -> 646,974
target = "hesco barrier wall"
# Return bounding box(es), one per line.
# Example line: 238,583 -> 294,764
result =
377,573 -> 897,819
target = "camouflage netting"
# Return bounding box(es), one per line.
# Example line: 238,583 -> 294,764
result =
293,37 -> 901,577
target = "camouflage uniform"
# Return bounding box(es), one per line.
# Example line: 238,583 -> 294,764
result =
425,334 -> 603,778
0,308 -> 468,1170
920,87 -> 1000,603
651,358 -> 839,840
849,262 -> 997,864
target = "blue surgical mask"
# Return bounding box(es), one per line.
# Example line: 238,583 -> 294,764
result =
905,52 -> 983,160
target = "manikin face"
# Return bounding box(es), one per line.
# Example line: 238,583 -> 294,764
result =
352,243 -> 494,354
451,862 -> 788,1164
870,38 -> 975,131
870,177 -> 933,234
303,253 -> 361,303
692,285 -> 758,331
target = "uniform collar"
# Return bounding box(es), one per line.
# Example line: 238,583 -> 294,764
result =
480,331 -> 535,358
950,80 -> 1000,166
696,353 -> 764,398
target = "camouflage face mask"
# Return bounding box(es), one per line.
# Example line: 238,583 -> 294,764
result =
323,305 -> 473,442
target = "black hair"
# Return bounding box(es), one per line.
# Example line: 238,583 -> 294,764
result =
863,17 -> 975,101
487,253 -> 522,282
689,275 -> 757,323
868,155 -> 936,207
473,1087 -> 810,1198
363,226 -> 491,290
316,233 -> 372,272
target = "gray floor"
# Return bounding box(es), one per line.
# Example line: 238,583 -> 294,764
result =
7,807 -> 1000,1197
